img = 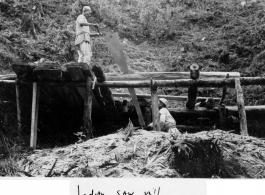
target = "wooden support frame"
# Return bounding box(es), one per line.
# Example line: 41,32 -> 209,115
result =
151,80 -> 160,132
83,77 -> 94,139
30,82 -> 40,149
15,80 -> 22,137
235,78 -> 248,136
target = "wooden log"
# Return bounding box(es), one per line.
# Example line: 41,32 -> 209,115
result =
15,80 -> 22,137
219,74 -> 229,106
83,77 -> 93,139
151,80 -> 160,131
186,64 -> 199,109
218,105 -> 226,130
92,64 -> 114,108
112,93 -> 221,102
92,64 -> 106,82
16,77 -> 265,88
105,71 -> 240,81
168,107 -> 219,118
30,82 -> 40,149
11,62 -> 37,81
0,74 -> 16,80
0,71 -> 241,81
94,77 -> 265,88
0,80 -> 16,83
235,78 -> 248,136
169,106 -> 265,119
176,125 -> 212,132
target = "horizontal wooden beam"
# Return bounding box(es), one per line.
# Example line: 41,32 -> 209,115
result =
112,93 -> 220,102
15,77 -> 265,88
95,77 -> 265,88
0,80 -> 16,83
105,72 -> 240,81
0,74 -> 17,80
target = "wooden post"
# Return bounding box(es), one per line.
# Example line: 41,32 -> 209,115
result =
235,78 -> 248,136
186,64 -> 199,109
83,77 -> 93,139
151,80 -> 160,131
30,82 -> 40,149
219,105 -> 226,130
15,80 -> 22,137
219,74 -> 229,106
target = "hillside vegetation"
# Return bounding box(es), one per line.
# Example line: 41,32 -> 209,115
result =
1,0 -> 265,176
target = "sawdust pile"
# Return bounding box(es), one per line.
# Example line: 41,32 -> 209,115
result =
16,129 -> 265,178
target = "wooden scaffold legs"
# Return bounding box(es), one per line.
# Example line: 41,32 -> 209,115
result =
235,78 -> 248,136
83,77 -> 93,139
151,80 -> 160,131
15,79 -> 22,137
30,82 -> 40,149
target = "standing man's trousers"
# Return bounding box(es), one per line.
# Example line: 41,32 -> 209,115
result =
77,41 -> 92,65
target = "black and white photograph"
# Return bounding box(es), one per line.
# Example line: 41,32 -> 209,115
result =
1,0 -> 265,190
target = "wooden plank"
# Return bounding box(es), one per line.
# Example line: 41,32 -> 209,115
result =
105,32 -> 145,126
235,78 -> 248,136
112,93 -> 221,102
30,82 -> 39,149
105,72 -> 240,81
15,80 -> 22,137
151,80 -> 160,131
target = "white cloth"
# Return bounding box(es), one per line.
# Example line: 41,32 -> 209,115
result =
75,14 -> 91,45
159,108 -> 176,126
77,41 -> 92,64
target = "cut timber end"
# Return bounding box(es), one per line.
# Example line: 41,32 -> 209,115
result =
235,78 -> 248,136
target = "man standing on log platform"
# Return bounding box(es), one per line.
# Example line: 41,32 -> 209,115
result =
147,98 -> 182,135
75,6 -> 99,65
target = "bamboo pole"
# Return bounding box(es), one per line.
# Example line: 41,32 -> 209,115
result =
105,71 -> 240,81
30,82 -> 39,149
112,93 -> 221,101
235,78 -> 248,136
151,80 -> 160,131
15,80 -> 22,137
83,77 -> 93,139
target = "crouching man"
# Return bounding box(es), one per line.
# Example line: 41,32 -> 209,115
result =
147,98 -> 182,136
75,6 -> 99,65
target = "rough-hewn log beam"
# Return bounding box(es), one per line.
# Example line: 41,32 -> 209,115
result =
105,72 -> 240,81
14,77 -> 265,88
235,78 -> 248,136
